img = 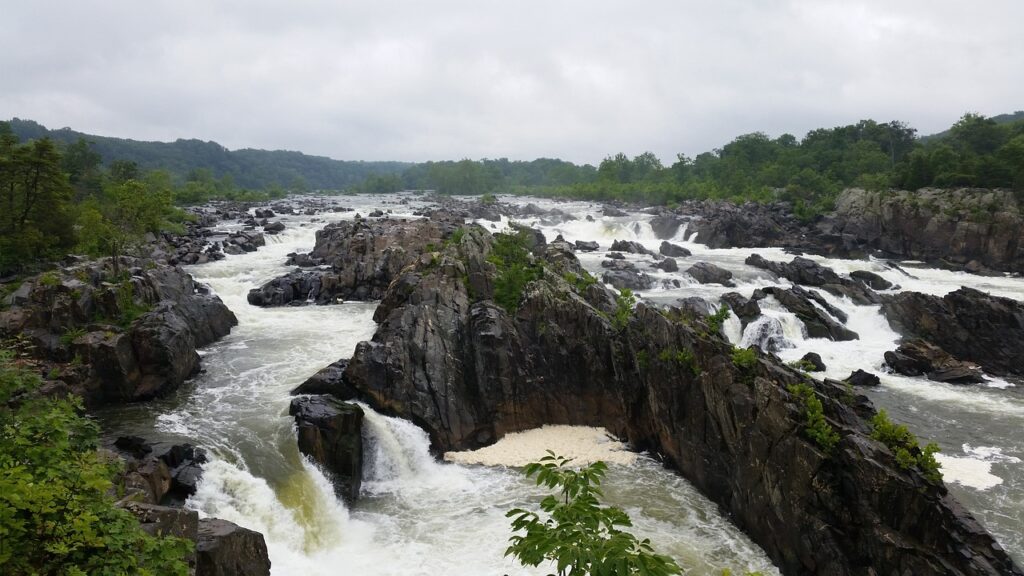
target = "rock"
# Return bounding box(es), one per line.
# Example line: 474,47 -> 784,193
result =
262,221 -> 285,234
254,208 -> 275,219
884,339 -> 986,384
659,241 -> 691,257
720,292 -> 761,326
610,239 -> 652,255
602,269 -> 654,291
649,213 -> 685,239
830,188 -> 1024,274
574,240 -> 600,252
653,258 -> 678,272
342,223 -> 1022,576
285,252 -> 322,267
124,502 -> 199,541
196,519 -> 271,576
760,286 -> 858,341
881,287 -> 1024,376
746,254 -> 880,305
368,209 -> 385,217
600,259 -> 636,271
850,270 -> 893,290
799,352 -> 826,372
602,205 -> 628,217
290,359 -> 355,397
605,251 -> 626,260
685,262 -> 735,286
289,396 -> 363,503
846,369 -> 881,387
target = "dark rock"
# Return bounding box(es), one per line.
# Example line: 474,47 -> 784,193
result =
574,240 -> 600,252
659,241 -> 691,257
761,286 -> 858,341
602,205 -> 628,217
254,208 -> 275,219
720,292 -> 761,326
602,269 -> 654,291
262,221 -> 285,234
605,251 -> 626,260
285,252 -> 322,267
884,339 -> 986,384
196,518 -> 271,576
600,259 -> 636,271
850,270 -> 893,290
800,352 -> 826,372
343,224 -> 1021,576
653,258 -> 678,272
289,396 -> 363,503
649,213 -> 685,239
746,254 -> 880,305
368,209 -> 385,217
610,239 -> 652,255
685,261 -> 735,287
881,287 -> 1024,376
846,369 -> 881,387
124,502 -> 199,541
290,359 -> 355,397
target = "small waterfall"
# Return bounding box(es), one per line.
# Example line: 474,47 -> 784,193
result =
740,316 -> 794,353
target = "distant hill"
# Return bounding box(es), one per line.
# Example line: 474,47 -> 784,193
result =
919,110 -> 1024,143
6,118 -> 410,190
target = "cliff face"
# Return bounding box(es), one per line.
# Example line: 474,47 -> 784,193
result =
830,188 -> 1023,273
341,225 -> 1021,576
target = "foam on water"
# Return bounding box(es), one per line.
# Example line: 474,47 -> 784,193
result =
444,425 -> 637,467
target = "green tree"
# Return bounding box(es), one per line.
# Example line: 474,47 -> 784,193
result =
0,350 -> 192,574
76,178 -> 176,273
506,452 -> 681,576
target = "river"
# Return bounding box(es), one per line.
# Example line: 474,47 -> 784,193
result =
99,193 -> 1023,574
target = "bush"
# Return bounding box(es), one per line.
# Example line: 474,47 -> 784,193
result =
612,288 -> 637,330
870,410 -> 942,483
730,347 -> 758,386
706,304 -> 730,333
658,348 -> 700,376
506,452 -> 681,576
787,383 -> 841,454
563,271 -> 597,294
488,229 -> 543,313
0,350 -> 192,574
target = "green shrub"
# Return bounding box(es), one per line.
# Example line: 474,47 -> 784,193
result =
480,192 -> 498,205
488,229 -> 544,313
563,270 -> 597,294
612,288 -> 636,330
658,348 -> 700,376
636,350 -> 649,370
787,359 -> 818,373
116,281 -> 150,327
0,349 -> 192,574
706,304 -> 730,333
59,326 -> 87,347
506,452 -> 681,576
38,271 -> 61,287
787,383 -> 841,454
731,347 -> 758,386
870,410 -> 942,483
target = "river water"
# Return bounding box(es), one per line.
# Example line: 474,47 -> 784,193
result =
100,193 -> 1023,573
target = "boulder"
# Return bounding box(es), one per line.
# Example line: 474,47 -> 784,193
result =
602,205 -> 628,217
196,519 -> 271,576
746,254 -> 879,305
846,369 -> 880,387
720,292 -> 761,326
850,270 -> 893,290
574,240 -> 600,252
653,258 -> 678,272
685,262 -> 735,287
289,396 -> 363,503
881,287 -> 1024,376
659,241 -> 691,257
649,213 -> 685,239
884,339 -> 986,384
262,221 -> 285,234
602,269 -> 654,291
760,286 -> 858,341
290,359 -> 355,397
610,239 -> 652,255
799,352 -> 826,372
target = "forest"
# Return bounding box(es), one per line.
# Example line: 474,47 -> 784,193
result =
2,112 -> 1022,276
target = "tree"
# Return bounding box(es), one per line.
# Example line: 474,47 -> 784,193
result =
76,178 -> 176,273
506,452 -> 682,576
0,349 -> 192,574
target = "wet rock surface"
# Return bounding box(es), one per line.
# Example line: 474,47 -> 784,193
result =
339,223 -> 1020,576
685,261 -> 735,286
196,518 -> 272,576
746,254 -> 880,305
289,396 -> 364,504
884,339 -> 986,384
757,286 -> 859,341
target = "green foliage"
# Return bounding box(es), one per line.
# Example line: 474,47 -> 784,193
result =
787,359 -> 818,373
731,347 -> 758,386
563,270 -> 598,294
60,326 -> 87,347
480,192 -> 498,204
115,280 -> 150,327
706,304 -> 730,333
488,228 -> 543,313
657,348 -> 700,376
506,452 -> 682,576
0,349 -> 192,574
38,271 -> 60,287
787,383 -> 841,454
635,350 -> 649,370
870,410 -> 942,483
612,288 -> 636,331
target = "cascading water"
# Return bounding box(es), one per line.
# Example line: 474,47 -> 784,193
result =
98,194 -> 781,576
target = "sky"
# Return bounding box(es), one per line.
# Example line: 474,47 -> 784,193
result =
2,1 -> 1022,165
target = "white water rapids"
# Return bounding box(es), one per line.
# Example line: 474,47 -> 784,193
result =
98,193 -> 1024,572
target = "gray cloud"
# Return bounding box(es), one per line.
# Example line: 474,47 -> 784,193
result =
1,1 -> 1021,164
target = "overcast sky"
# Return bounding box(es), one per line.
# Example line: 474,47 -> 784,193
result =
2,1 -> 1022,164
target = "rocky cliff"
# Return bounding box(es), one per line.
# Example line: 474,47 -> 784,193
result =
337,224 -> 1020,576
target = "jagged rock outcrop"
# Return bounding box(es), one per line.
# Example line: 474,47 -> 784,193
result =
746,254 -> 880,305
757,286 -> 859,341
800,352 -> 826,372
574,240 -> 600,252
248,213 -> 463,306
290,359 -> 354,396
649,213 -> 686,239
846,369 -> 881,387
686,261 -> 735,286
686,200 -> 836,252
659,241 -> 691,257
289,396 -> 363,503
829,188 -> 1024,274
884,339 -> 986,384
653,258 -> 678,272
340,224 -> 1021,576
610,239 -> 653,255
0,258 -> 237,406
881,287 -> 1024,376
195,519 -> 271,576
721,292 -> 761,326
849,269 -> 893,290
112,436 -> 208,506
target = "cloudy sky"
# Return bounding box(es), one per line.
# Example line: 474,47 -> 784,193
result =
2,1 -> 1021,164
